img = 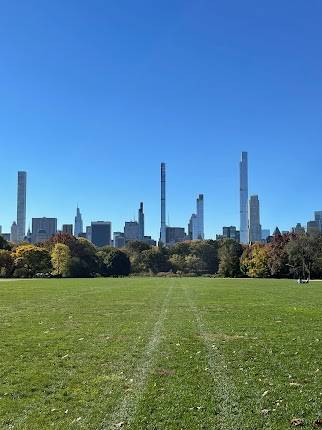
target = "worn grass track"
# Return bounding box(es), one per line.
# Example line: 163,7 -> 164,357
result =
0,278 -> 321,429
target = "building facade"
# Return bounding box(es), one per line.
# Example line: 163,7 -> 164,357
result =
160,162 -> 166,244
138,202 -> 144,240
62,224 -> 73,235
32,217 -> 57,243
240,152 -> 249,244
74,207 -> 83,237
124,221 -> 139,242
222,226 -> 240,242
86,226 -> 92,242
261,229 -> 271,241
113,232 -> 126,248
91,221 -> 111,247
249,195 -> 262,243
196,194 -> 204,239
10,221 -> 18,243
166,226 -> 186,246
17,171 -> 27,242
307,220 -> 321,236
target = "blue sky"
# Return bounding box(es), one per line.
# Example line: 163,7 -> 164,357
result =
1,0 -> 322,239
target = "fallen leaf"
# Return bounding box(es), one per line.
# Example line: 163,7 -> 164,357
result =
290,418 -> 304,426
314,419 -> 322,427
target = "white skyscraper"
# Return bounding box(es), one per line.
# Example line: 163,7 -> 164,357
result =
10,221 -> 18,243
74,206 -> 83,237
240,152 -> 249,244
189,213 -> 198,240
17,171 -> 27,242
196,194 -> 204,240
189,194 -> 204,240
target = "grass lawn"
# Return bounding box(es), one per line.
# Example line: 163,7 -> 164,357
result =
0,277 -> 321,429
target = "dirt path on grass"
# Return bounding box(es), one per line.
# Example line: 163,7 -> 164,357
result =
98,284 -> 173,430
183,283 -> 243,430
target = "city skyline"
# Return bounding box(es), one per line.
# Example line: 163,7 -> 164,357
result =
1,155 -> 321,244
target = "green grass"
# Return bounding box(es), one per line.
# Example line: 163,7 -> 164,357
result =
0,278 -> 321,429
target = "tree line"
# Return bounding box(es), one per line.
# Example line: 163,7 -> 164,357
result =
0,232 -> 321,279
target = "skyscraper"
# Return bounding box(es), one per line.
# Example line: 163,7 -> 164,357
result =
91,221 -> 111,247
10,221 -> 18,243
249,195 -> 262,243
17,171 -> 27,242
124,221 -> 140,242
240,152 -> 249,244
32,217 -> 57,243
166,226 -> 186,246
113,232 -> 125,248
74,206 -> 83,237
138,202 -> 144,240
188,214 -> 197,240
315,211 -> 322,232
62,224 -> 73,235
196,194 -> 204,239
160,162 -> 166,244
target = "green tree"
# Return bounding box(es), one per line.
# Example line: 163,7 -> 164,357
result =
184,255 -> 206,274
169,242 -> 191,257
0,250 -> 14,277
218,239 -> 243,277
140,248 -> 171,274
98,247 -> 131,276
169,254 -> 187,273
0,236 -> 12,251
51,243 -> 71,277
286,235 -> 322,279
13,245 -> 52,277
189,240 -> 219,274
125,241 -> 152,273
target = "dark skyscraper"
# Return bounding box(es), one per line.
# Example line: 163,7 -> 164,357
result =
240,152 -> 249,244
91,221 -> 111,247
138,202 -> 144,240
62,224 -> 73,235
17,171 -> 27,242
249,195 -> 262,243
160,162 -> 166,244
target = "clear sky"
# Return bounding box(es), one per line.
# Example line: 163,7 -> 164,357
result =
1,0 -> 322,240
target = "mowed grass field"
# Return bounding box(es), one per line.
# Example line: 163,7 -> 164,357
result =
0,278 -> 321,430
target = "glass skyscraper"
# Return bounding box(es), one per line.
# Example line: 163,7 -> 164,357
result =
17,171 -> 27,242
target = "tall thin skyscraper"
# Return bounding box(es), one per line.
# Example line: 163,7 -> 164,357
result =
239,152 -> 249,244
249,195 -> 262,243
17,171 -> 27,242
160,162 -> 166,244
10,221 -> 18,243
74,206 -> 83,237
196,194 -> 204,239
138,202 -> 144,241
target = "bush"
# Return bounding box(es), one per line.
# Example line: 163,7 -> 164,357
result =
0,250 -> 14,278
13,245 -> 52,278
98,248 -> 131,277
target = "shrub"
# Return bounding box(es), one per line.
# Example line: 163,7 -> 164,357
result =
98,248 -> 131,277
